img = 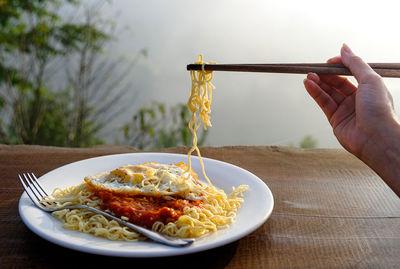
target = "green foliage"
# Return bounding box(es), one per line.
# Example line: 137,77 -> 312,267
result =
0,0 -> 206,149
8,89 -> 68,145
57,23 -> 110,53
288,135 -> 318,149
123,102 -> 207,150
0,0 -> 110,146
299,135 -> 317,149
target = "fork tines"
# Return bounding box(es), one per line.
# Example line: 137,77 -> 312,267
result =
19,173 -> 54,208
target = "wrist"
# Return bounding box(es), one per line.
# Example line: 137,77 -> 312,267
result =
359,118 -> 400,196
371,117 -> 400,156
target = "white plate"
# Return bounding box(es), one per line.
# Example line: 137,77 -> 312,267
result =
18,153 -> 273,257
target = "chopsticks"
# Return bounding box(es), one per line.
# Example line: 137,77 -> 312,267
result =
186,63 -> 400,78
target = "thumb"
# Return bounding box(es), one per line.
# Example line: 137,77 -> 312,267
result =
340,44 -> 377,84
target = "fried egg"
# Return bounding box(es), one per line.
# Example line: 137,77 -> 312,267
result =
84,162 -> 206,200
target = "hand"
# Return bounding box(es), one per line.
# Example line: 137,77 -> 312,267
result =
303,44 -> 399,159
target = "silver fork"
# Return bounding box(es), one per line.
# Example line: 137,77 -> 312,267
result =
19,172 -> 194,247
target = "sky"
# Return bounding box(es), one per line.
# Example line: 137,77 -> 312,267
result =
98,0 -> 400,148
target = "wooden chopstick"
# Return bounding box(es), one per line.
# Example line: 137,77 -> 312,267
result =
186,63 -> 400,78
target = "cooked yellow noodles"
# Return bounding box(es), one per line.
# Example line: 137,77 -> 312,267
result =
42,54 -> 248,241
47,184 -> 143,241
187,54 -> 215,187
44,174 -> 247,240
154,183 -> 247,238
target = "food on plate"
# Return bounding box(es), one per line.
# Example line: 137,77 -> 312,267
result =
41,55 -> 248,241
44,161 -> 247,240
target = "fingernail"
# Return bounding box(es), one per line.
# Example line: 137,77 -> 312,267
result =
342,43 -> 352,54
307,72 -> 319,82
307,72 -> 316,77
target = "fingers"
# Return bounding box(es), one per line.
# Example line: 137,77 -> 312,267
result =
321,53 -> 357,96
340,44 -> 379,84
318,75 -> 357,96
304,74 -> 337,121
308,73 -> 346,103
306,49 -> 357,97
327,56 -> 342,63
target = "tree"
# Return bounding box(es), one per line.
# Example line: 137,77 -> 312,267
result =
299,135 -> 317,149
61,6 -> 145,147
0,0 -> 142,146
0,0 -> 200,149
0,0 -> 106,145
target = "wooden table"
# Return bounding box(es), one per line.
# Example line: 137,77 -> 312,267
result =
1,144 -> 400,268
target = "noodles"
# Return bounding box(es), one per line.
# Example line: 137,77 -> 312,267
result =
42,54 -> 248,241
45,183 -> 143,241
43,164 -> 247,240
187,54 -> 215,187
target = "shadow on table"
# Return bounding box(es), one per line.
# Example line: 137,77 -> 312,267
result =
17,231 -> 239,269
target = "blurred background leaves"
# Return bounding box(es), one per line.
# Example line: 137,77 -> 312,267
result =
0,0 -> 315,149
0,0 -> 203,149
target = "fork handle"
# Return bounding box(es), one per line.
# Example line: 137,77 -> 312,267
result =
59,205 -> 194,247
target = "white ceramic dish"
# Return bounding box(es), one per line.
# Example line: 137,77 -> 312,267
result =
18,153 -> 273,257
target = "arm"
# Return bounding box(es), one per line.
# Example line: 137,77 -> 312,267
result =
359,121 -> 400,196
303,44 -> 400,197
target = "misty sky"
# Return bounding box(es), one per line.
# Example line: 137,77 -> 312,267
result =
99,0 -> 400,148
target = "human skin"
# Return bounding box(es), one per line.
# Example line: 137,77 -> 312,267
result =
303,44 -> 400,197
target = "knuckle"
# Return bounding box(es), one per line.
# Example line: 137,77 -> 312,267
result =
349,55 -> 363,65
362,72 -> 382,84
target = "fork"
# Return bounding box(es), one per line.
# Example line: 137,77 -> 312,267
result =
19,173 -> 195,247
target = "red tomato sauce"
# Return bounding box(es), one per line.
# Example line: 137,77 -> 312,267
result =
96,190 -> 202,228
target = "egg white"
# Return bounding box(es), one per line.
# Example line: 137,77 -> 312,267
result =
84,162 -> 206,200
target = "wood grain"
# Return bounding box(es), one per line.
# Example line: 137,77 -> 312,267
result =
1,144 -> 399,268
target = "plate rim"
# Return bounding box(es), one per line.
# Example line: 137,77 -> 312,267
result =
18,152 -> 274,257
